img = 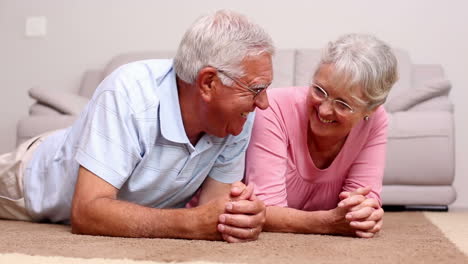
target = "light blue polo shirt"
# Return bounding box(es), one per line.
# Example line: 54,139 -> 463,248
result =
23,59 -> 254,223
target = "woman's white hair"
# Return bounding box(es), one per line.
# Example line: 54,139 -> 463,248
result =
316,33 -> 398,109
174,10 -> 274,85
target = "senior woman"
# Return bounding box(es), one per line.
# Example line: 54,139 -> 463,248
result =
244,33 -> 398,238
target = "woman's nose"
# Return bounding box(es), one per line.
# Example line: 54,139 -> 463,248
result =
318,99 -> 334,115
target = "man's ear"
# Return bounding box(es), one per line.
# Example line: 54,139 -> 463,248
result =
197,67 -> 218,102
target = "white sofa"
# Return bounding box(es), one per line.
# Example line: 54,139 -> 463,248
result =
17,49 -> 456,209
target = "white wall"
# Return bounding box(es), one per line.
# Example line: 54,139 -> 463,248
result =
1,0 -> 467,208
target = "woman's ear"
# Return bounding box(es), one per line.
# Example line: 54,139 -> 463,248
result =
363,105 -> 380,121
197,67 -> 218,102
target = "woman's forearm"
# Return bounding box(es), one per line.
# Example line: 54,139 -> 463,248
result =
264,206 -> 335,234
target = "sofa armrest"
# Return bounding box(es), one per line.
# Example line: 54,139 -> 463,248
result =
407,95 -> 454,112
79,69 -> 104,98
412,64 -> 445,87
29,103 -> 63,115
16,115 -> 77,145
384,111 -> 455,185
28,87 -> 89,115
384,79 -> 451,113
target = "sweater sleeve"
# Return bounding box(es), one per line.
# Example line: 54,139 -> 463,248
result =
245,100 -> 290,207
342,106 -> 388,206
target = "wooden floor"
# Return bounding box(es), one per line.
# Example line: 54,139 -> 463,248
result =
424,211 -> 468,256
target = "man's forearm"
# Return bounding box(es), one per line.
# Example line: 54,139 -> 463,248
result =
71,197 -> 221,240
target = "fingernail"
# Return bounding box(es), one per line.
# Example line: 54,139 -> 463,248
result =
350,221 -> 357,226
346,213 -> 352,219
338,202 -> 344,207
218,224 -> 225,231
219,215 -> 226,223
232,187 -> 240,193
226,203 -> 233,210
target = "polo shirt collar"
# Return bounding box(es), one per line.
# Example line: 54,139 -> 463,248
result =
158,62 -> 190,144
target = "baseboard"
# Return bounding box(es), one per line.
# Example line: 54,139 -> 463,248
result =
383,205 -> 449,212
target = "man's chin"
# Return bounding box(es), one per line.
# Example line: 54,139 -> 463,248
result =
229,119 -> 248,136
215,128 -> 242,138
230,130 -> 242,136
209,123 -> 244,138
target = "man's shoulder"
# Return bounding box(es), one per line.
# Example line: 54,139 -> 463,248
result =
114,59 -> 174,80
95,59 -> 176,113
260,87 -> 307,121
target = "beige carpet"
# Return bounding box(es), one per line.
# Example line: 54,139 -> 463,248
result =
0,212 -> 467,264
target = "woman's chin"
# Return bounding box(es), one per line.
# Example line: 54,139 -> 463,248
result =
310,118 -> 337,138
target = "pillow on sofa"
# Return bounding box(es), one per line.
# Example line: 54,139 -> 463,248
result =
384,79 -> 451,112
28,87 -> 89,115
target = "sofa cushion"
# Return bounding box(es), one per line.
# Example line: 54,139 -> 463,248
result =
104,51 -> 176,77
16,115 -> 77,145
384,49 -> 412,109
270,50 -> 295,88
294,49 -> 322,86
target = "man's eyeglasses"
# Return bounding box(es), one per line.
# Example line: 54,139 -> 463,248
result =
310,83 -> 357,116
217,69 -> 270,98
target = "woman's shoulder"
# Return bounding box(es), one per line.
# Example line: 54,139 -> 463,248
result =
370,106 -> 389,128
255,86 -> 309,134
268,86 -> 308,97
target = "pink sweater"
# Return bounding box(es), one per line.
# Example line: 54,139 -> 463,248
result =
245,87 -> 388,211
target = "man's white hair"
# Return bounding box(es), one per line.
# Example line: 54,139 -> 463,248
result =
174,10 -> 275,86
316,33 -> 399,109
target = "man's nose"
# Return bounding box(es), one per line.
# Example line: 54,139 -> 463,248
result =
254,91 -> 269,110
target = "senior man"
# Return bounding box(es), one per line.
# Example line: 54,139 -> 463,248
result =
0,10 -> 274,243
